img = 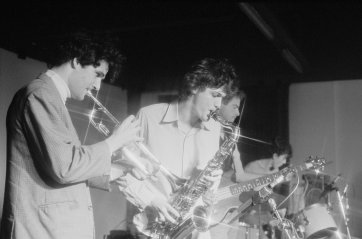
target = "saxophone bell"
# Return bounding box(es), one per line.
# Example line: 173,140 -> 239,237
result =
192,205 -> 212,232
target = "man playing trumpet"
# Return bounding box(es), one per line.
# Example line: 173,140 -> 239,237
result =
1,31 -> 142,239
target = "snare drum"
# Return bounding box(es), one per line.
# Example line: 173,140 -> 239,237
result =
297,203 -> 337,239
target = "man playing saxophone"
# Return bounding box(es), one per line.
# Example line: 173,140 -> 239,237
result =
122,58 -> 240,239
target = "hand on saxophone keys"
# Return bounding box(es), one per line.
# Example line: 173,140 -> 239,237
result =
201,168 -> 223,191
150,196 -> 180,224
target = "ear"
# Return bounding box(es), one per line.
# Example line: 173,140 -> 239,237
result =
272,153 -> 278,159
70,58 -> 80,69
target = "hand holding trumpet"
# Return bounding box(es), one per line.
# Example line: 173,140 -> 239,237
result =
105,115 -> 143,154
86,91 -> 160,183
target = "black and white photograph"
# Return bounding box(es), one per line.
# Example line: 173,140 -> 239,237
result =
0,2 -> 361,239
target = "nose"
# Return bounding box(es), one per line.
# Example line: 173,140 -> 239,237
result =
92,79 -> 101,91
214,97 -> 222,110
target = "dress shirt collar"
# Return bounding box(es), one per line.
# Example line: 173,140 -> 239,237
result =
161,101 -> 212,131
45,69 -> 71,104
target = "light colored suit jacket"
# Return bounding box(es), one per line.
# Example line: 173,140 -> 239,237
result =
1,73 -> 111,239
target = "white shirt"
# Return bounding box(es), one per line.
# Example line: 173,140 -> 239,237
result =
123,101 -> 221,207
45,70 -> 70,104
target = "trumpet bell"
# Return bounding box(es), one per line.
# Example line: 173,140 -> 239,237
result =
86,91 -> 161,177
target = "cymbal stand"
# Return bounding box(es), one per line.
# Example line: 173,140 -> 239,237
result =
336,185 -> 351,239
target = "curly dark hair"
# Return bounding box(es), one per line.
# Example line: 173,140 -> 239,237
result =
179,58 -> 239,100
46,31 -> 125,82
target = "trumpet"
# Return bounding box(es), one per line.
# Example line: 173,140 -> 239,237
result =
87,90 -> 119,137
86,90 -> 158,176
86,91 -> 186,188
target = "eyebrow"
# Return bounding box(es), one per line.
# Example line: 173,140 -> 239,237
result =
213,91 -> 226,96
218,92 -> 226,97
210,87 -> 226,97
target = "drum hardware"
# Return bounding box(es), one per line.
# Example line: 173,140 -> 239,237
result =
221,174 -> 288,239
296,203 -> 337,239
269,197 -> 308,239
249,174 -> 301,239
335,183 -> 352,239
291,172 -> 356,239
252,169 -> 320,239
231,157 -> 326,239
303,172 -> 352,239
302,215 -> 309,226
319,174 -> 341,200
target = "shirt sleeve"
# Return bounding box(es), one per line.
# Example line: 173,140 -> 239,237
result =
245,159 -> 272,175
116,108 -> 160,208
120,175 -> 163,209
232,147 -> 245,179
22,89 -> 111,185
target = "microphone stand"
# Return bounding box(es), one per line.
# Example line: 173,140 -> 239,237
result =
251,176 -> 298,239
319,174 -> 341,207
222,176 -> 284,230
268,198 -> 293,239
336,185 -> 352,239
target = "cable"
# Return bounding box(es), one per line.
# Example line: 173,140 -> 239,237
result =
276,171 -> 300,209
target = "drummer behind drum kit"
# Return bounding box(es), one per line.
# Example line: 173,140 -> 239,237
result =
234,165 -> 352,239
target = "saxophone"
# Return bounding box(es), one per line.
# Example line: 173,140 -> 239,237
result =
141,112 -> 241,239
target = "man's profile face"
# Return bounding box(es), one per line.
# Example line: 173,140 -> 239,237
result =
68,59 -> 109,100
220,96 -> 241,122
191,86 -> 226,122
273,153 -> 288,168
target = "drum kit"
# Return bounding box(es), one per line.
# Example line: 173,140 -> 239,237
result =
231,172 -> 351,239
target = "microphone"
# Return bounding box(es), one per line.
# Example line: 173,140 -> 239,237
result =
319,174 -> 341,199
268,197 -> 293,239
